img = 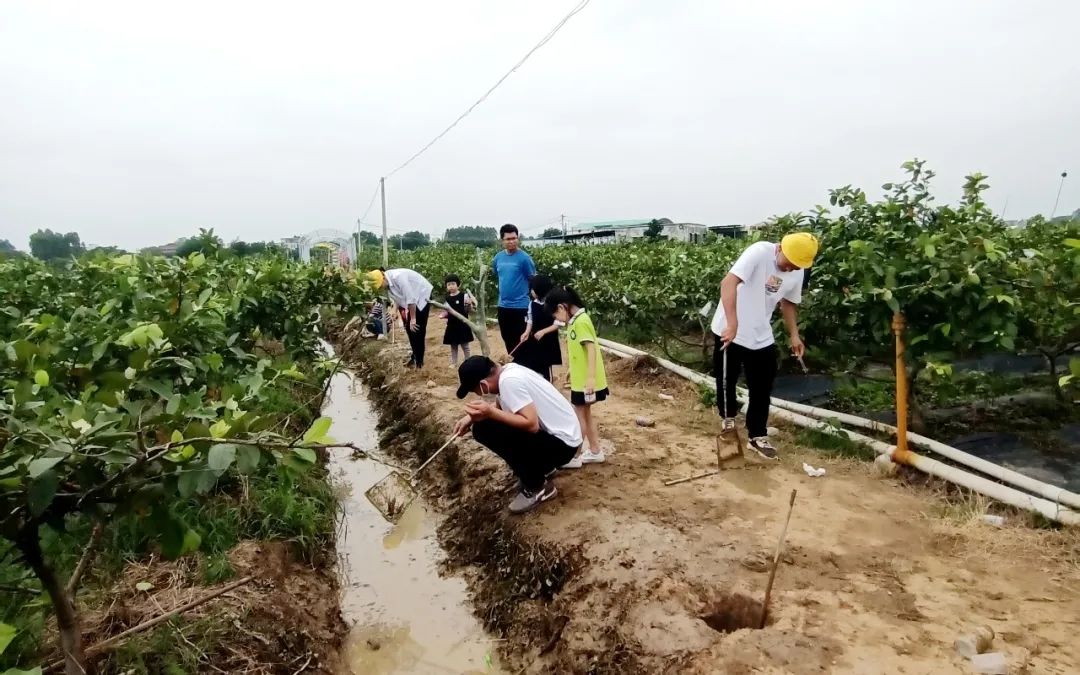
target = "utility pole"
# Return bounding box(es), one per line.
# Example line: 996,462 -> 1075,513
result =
561,214 -> 567,240
380,177 -> 388,267
1050,171 -> 1068,220
356,218 -> 363,261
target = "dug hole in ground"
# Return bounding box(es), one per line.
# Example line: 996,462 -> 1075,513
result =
330,322 -> 1079,674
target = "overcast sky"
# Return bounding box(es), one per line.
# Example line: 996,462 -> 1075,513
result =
2,1 -> 1077,250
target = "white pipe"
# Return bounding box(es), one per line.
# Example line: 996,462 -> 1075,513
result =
597,338 -> 1080,525
765,398 -> 1080,511
900,449 -> 1080,525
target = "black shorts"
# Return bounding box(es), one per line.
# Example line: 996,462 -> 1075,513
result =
570,387 -> 609,405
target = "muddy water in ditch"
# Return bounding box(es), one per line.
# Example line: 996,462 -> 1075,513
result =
324,372 -> 503,674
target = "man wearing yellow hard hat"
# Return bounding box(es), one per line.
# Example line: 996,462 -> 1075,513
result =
709,232 -> 819,460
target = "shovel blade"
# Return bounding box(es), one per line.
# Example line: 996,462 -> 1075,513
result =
364,471 -> 418,523
716,432 -> 744,465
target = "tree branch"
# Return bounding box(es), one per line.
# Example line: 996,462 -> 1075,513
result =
66,522 -> 104,597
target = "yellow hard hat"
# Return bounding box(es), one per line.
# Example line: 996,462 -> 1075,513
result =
780,232 -> 819,269
365,269 -> 385,289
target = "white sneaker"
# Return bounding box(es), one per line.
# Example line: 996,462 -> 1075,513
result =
580,448 -> 606,464
561,455 -> 583,469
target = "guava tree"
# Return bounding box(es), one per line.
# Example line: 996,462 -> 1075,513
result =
0,253 -> 362,674
1010,216 -> 1080,399
806,160 -> 1022,427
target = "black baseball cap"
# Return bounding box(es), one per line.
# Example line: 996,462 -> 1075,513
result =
456,356 -> 496,399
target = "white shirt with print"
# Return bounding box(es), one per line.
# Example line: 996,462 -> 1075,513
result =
710,241 -> 803,350
384,268 -> 434,311
498,364 -> 583,448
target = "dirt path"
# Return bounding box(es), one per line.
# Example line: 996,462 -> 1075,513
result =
337,325 -> 1080,674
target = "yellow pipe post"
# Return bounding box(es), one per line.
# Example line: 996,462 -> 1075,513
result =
891,313 -> 911,462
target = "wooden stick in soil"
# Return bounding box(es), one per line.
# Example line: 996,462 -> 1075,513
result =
663,470 -> 719,486
45,576 -> 254,673
760,489 -> 797,629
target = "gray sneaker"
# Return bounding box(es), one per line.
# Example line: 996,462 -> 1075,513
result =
721,418 -> 736,433
508,482 -> 557,514
749,437 -> 778,460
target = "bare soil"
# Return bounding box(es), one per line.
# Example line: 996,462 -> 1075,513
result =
335,324 -> 1080,675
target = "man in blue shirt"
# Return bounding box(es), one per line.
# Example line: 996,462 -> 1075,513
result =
492,224 -> 537,353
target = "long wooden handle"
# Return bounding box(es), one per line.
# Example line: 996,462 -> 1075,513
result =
761,489 -> 797,628
411,435 -> 457,478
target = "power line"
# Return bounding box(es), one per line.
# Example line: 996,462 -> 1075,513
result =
383,0 -> 591,180
359,183 -> 381,224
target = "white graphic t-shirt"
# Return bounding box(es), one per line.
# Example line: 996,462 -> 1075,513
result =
710,241 -> 804,350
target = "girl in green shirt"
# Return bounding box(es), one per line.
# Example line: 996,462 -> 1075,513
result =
544,287 -> 608,466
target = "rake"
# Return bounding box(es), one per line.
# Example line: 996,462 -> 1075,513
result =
365,433 -> 457,523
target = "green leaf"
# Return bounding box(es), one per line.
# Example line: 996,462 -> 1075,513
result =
292,447 -> 317,464
177,468 -> 217,497
209,420 -> 231,439
181,529 -> 202,555
135,581 -> 154,592
189,252 -> 206,269
171,429 -> 184,443
0,622 -> 17,655
924,243 -> 936,258
303,417 -> 332,444
34,369 -> 49,387
207,444 -> 237,474
28,471 -> 60,517
236,445 -> 261,474
2,668 -> 44,675
1064,238 -> 1080,249
27,456 -> 64,478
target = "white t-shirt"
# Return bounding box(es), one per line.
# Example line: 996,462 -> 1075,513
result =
710,241 -> 804,350
384,269 -> 433,311
497,364 -> 583,448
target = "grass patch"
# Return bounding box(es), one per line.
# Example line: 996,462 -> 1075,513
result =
105,615 -> 233,675
698,383 -> 717,408
795,427 -> 877,462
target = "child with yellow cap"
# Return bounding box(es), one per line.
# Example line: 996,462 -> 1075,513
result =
710,232 -> 819,460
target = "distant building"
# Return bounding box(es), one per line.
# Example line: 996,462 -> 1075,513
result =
279,236 -> 303,255
141,239 -> 183,256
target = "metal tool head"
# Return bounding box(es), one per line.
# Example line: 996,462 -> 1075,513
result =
364,471 -> 418,523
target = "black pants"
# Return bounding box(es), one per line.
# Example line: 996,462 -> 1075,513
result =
405,304 -> 431,367
497,306 -> 529,354
471,419 -> 578,492
714,342 -> 777,439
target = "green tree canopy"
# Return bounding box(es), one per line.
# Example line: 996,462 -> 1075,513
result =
541,227 -> 564,239
389,230 -> 431,251
0,239 -> 23,259
28,229 -> 85,261
175,229 -> 224,257
443,226 -> 498,245
643,219 -> 667,242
